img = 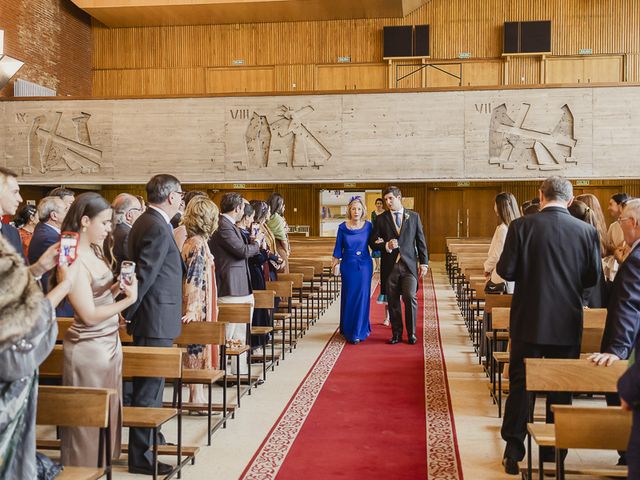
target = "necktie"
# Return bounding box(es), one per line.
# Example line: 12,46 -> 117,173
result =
394,212 -> 402,228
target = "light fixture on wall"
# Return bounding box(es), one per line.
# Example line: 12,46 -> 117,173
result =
0,30 -> 24,90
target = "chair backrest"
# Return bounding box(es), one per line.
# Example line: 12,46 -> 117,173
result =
56,317 -> 74,342
217,303 -> 252,324
37,386 -> 111,428
581,308 -> 607,354
122,346 -> 182,378
484,294 -> 513,313
40,344 -> 64,378
289,258 -> 326,275
253,290 -> 276,309
278,273 -> 304,289
175,321 -> 227,346
287,264 -> 315,280
266,280 -> 293,298
492,307 -> 510,330
553,405 -> 631,450
525,358 -> 627,393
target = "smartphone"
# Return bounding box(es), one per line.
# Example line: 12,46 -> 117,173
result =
251,223 -> 260,237
58,232 -> 79,266
120,261 -> 136,289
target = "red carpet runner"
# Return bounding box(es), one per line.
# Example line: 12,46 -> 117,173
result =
241,272 -> 463,479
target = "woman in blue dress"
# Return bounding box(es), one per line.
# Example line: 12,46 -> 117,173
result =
331,197 -> 373,344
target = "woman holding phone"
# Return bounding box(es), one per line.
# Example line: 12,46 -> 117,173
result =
52,192 -> 138,469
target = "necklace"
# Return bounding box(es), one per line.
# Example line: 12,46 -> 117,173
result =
347,220 -> 364,230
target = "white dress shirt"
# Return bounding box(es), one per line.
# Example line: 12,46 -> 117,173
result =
484,223 -> 514,292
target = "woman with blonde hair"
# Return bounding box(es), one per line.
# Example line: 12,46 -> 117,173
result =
180,195 -> 220,404
575,193 -> 608,258
331,196 -> 373,344
484,192 -> 521,294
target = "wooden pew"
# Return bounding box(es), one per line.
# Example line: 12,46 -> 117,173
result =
251,290 -> 278,376
37,386 -> 113,480
523,358 -> 627,479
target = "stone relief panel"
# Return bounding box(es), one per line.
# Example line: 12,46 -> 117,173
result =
464,88 -> 593,179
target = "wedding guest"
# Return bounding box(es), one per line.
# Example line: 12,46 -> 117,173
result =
53,193 -> 138,469
174,190 -> 206,251
0,236 -> 76,480
0,167 -> 59,274
576,193 -> 609,258
48,187 -> 75,210
266,193 -> 290,273
484,192 -> 520,294
125,174 -> 184,476
370,198 -> 385,273
106,193 -> 143,274
332,197 -> 373,344
14,203 -> 37,258
605,192 -> 631,281
371,197 -> 390,326
135,195 -> 147,213
181,195 -> 220,404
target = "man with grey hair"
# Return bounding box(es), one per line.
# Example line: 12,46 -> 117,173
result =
106,193 -> 143,273
496,176 -> 601,474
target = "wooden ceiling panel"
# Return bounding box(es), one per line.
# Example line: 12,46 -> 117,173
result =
72,0 -> 431,27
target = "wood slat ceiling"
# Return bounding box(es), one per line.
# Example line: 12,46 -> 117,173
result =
72,0 -> 430,27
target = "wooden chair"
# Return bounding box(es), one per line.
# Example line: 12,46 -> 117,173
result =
266,280 -> 295,358
217,303 -> 256,407
174,321 -> 228,446
552,405 -> 630,479
37,386 -> 113,480
581,308 -> 607,354
489,307 -> 510,417
287,265 -> 320,325
251,290 -> 277,378
523,358 -> 627,479
278,273 -> 306,337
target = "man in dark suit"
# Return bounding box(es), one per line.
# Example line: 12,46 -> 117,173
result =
590,198 -> 640,474
496,176 -> 601,475
125,174 -> 185,476
28,195 -> 73,317
105,193 -> 143,274
209,193 -> 261,374
369,186 -> 428,345
0,167 -> 58,275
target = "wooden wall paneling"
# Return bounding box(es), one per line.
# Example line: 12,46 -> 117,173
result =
461,61 -> 503,87
274,65 -> 316,92
389,60 -> 423,89
584,56 -> 624,84
426,63 -> 462,88
206,66 -> 275,93
546,57 -> 584,84
506,56 -> 541,85
315,65 -> 352,91
348,64 -> 388,90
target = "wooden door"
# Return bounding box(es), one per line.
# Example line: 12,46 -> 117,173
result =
463,188 -> 501,237
546,58 -> 584,84
315,65 -> 350,91
583,56 -> 623,83
427,188 -> 464,255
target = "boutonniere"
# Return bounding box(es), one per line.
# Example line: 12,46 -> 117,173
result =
403,212 -> 410,221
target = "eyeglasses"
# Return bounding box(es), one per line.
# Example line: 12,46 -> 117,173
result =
617,216 -> 632,224
173,191 -> 186,199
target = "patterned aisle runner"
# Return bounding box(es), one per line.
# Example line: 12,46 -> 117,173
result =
241,271 -> 463,479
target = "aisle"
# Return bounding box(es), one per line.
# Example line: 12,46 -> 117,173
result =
241,272 -> 463,480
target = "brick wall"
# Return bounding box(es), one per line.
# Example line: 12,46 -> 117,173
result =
0,0 -> 92,97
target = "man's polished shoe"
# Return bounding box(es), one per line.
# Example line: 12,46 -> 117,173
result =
388,336 -> 400,344
408,335 -> 417,344
502,457 -> 519,475
129,462 -> 173,476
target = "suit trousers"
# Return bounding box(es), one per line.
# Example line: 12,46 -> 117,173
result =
128,336 -> 173,469
386,260 -> 418,339
218,295 -> 254,374
629,412 -> 640,479
501,341 -> 580,461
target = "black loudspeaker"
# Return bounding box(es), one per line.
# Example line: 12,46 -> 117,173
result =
383,26 -> 413,58
503,20 -> 551,54
414,25 -> 430,57
521,20 -> 551,53
503,21 -> 519,54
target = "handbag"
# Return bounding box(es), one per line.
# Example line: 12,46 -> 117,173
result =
484,279 -> 506,294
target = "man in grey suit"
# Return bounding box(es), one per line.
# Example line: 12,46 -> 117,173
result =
126,174 -> 185,476
209,193 -> 262,374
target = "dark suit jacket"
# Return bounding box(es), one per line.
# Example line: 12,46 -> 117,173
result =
368,209 -> 428,281
603,245 -> 640,359
209,215 -> 259,297
126,208 -> 185,339
105,222 -> 132,274
27,222 -> 74,317
496,206 -> 601,346
1,223 -> 26,262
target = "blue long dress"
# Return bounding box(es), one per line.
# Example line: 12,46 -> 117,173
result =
333,221 -> 373,343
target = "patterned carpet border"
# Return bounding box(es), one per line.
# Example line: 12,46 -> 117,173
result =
423,270 -> 465,480
240,328 -> 345,480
